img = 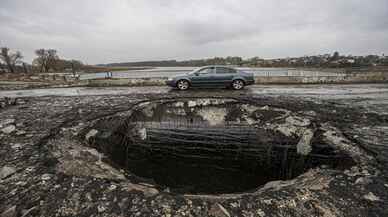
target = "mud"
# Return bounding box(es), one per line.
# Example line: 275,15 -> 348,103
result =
1,89 -> 388,216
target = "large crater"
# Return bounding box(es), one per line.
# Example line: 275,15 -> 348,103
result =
86,98 -> 354,194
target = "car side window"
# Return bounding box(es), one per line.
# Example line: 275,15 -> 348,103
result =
216,67 -> 236,74
198,67 -> 215,74
229,68 -> 237,73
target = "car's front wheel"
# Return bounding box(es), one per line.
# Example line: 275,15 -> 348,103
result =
231,79 -> 244,90
176,79 -> 190,90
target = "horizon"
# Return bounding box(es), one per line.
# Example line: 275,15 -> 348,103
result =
99,53 -> 386,64
1,0 -> 388,64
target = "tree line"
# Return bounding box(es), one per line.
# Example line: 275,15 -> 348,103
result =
99,56 -> 244,67
0,46 -> 83,74
33,49 -> 83,73
2,46 -> 388,74
100,52 -> 388,68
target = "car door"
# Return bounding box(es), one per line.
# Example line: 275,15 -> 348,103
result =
214,67 -> 235,86
190,67 -> 215,87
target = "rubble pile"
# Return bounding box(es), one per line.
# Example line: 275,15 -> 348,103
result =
0,93 -> 387,216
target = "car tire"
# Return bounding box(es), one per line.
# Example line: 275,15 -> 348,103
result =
231,79 -> 244,90
176,79 -> 190,90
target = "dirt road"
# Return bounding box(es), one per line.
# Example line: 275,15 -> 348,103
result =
0,83 -> 387,98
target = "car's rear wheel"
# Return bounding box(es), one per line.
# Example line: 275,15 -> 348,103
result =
176,80 -> 190,90
232,79 -> 244,90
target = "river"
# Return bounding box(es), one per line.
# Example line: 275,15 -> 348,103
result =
79,67 -> 344,80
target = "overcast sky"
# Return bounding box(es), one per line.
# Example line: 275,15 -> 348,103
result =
1,0 -> 388,64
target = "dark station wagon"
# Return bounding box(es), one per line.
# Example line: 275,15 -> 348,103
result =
165,66 -> 254,90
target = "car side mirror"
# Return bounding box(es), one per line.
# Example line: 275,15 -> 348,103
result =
194,72 -> 199,76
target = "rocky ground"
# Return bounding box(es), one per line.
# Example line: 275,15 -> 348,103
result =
1,85 -> 388,217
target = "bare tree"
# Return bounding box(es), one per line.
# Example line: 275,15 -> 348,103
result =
70,60 -> 83,75
33,49 -> 59,72
331,51 -> 340,61
34,49 -> 48,73
46,49 -> 59,71
0,61 -> 5,73
0,47 -> 23,73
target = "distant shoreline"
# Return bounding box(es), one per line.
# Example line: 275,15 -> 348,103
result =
83,66 -> 154,72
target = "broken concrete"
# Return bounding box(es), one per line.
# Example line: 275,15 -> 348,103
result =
297,129 -> 314,155
0,166 -> 16,179
197,107 -> 227,126
84,98 -> 362,195
363,192 -> 381,202
285,115 -> 311,127
0,91 -> 387,216
85,129 -> 98,141
1,206 -> 16,217
0,119 -> 15,128
1,125 -> 16,134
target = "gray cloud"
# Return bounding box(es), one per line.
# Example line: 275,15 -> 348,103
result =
0,0 -> 387,64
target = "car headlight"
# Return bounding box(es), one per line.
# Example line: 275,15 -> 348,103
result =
167,78 -> 173,81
